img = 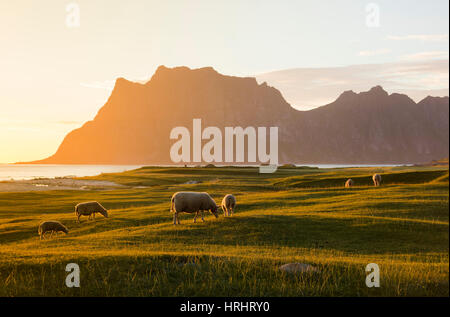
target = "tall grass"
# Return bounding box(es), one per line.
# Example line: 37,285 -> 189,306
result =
0,166 -> 448,296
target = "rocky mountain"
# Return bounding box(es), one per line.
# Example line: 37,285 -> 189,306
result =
25,66 -> 449,165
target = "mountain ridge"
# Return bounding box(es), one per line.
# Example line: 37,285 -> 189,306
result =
21,65 -> 449,165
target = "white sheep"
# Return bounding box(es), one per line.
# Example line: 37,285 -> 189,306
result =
75,201 -> 108,222
38,220 -> 69,240
372,174 -> 382,186
170,192 -> 219,225
345,179 -> 354,188
221,194 -> 236,216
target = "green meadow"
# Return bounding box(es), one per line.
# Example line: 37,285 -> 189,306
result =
0,165 -> 448,296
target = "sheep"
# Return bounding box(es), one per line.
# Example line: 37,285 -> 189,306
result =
38,220 -> 68,240
221,194 -> 236,216
372,174 -> 382,186
170,192 -> 219,225
75,201 -> 108,222
345,179 -> 354,188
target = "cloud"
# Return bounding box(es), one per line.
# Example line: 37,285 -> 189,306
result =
255,60 -> 449,110
387,34 -> 448,42
400,51 -> 449,61
358,49 -> 391,56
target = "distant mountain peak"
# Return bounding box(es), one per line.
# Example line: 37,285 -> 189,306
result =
419,95 -> 450,104
24,66 -> 449,165
336,86 -> 390,102
417,95 -> 450,110
361,85 -> 389,99
154,65 -> 217,76
369,85 -> 387,93
146,65 -> 224,87
114,77 -> 131,86
108,77 -> 141,100
336,89 -> 357,100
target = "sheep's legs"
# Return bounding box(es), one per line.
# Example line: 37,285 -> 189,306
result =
193,211 -> 204,223
174,212 -> 181,225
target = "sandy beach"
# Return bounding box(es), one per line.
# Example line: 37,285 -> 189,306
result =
0,178 -> 126,192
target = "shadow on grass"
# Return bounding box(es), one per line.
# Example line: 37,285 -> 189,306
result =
0,254 -> 447,296
154,214 -> 448,255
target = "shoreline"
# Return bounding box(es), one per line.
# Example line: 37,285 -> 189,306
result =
0,163 -> 446,192
0,178 -> 126,192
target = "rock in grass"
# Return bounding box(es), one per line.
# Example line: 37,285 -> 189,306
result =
184,180 -> 201,184
279,263 -> 319,273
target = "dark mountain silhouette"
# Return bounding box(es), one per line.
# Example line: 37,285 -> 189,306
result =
24,66 -> 449,165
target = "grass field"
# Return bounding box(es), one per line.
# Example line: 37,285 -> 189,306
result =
0,165 -> 448,296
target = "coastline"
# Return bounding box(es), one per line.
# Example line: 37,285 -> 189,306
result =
0,177 -> 126,192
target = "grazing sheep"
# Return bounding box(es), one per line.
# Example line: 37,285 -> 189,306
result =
170,192 -> 219,225
38,220 -> 68,240
345,179 -> 354,188
221,194 -> 236,216
75,201 -> 108,222
372,174 -> 382,186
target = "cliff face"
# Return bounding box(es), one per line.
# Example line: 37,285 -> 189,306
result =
28,66 -> 449,165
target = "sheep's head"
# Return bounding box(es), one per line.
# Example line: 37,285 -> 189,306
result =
211,205 -> 219,218
100,209 -> 109,218
61,227 -> 69,234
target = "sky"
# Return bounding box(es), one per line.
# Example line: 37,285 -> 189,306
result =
256,59 -> 449,108
0,0 -> 448,163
